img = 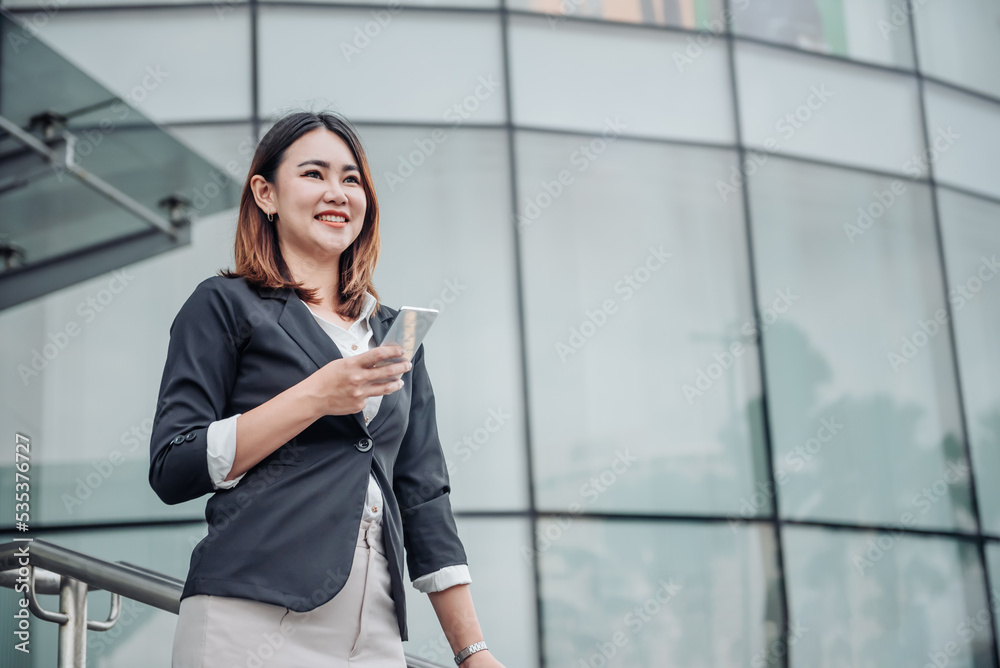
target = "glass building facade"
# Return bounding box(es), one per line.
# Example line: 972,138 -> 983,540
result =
1,0 -> 999,666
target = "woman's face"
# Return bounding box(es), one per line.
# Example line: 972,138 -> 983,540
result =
265,128 -> 367,266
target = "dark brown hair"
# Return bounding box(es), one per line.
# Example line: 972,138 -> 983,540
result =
220,110 -> 380,320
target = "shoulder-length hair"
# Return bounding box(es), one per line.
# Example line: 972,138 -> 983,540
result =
220,110 -> 381,320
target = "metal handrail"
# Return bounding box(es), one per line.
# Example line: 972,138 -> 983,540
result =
0,539 -> 181,613
0,539 -> 450,668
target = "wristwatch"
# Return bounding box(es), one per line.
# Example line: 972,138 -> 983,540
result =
454,641 -> 488,665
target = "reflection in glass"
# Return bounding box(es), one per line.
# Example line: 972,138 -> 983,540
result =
359,126 -> 527,511
735,40 -> 924,175
924,84 -> 1000,201
539,518 -> 780,668
0,211 -> 241,527
268,0 -> 497,7
748,157 -> 974,531
509,14 -> 734,142
258,7 -> 505,124
15,7 -> 253,123
403,518 -> 538,667
938,188 -> 1000,535
784,527 -> 994,668
517,131 -> 768,516
733,0 -> 914,68
914,0 -> 1000,99
987,545 -> 1000,649
506,0 -> 725,29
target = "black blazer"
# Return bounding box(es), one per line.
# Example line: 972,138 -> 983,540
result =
148,275 -> 467,641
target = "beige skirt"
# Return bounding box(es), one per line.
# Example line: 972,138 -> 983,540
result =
171,515 -> 407,667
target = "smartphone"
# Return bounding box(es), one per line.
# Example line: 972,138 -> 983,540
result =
373,306 -> 439,367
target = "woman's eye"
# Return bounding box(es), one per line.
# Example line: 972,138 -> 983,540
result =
304,170 -> 321,178
345,175 -> 360,183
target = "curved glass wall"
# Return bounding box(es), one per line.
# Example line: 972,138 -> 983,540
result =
1,1 -> 998,666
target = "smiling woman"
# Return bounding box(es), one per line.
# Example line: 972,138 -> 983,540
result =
150,111 -> 504,668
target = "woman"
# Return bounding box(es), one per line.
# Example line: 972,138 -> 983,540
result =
149,111 -> 504,667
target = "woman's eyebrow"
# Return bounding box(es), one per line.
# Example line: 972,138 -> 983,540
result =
296,159 -> 360,172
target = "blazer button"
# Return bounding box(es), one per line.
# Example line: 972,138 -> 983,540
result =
171,435 -> 185,445
356,437 -> 373,452
185,432 -> 196,441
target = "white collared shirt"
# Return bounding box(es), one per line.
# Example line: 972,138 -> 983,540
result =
204,291 -> 471,593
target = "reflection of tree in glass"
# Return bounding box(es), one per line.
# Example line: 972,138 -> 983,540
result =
758,320 -> 985,665
970,407 -> 1000,535
540,518 -> 780,667
760,320 -> 973,530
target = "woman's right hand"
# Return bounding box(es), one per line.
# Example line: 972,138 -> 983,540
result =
307,345 -> 411,416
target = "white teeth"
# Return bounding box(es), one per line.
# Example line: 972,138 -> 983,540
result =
317,215 -> 347,222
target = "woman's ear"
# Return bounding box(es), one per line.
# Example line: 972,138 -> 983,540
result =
249,174 -> 276,215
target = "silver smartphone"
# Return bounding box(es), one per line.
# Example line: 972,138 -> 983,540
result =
373,306 -> 439,367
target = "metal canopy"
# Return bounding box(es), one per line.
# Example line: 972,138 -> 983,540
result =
0,8 -> 240,310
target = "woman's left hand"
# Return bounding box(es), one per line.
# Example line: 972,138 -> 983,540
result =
462,650 -> 505,668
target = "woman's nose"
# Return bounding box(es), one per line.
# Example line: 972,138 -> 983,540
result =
325,181 -> 347,203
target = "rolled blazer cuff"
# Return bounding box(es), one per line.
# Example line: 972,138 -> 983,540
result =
411,564 -> 471,593
150,426 -> 216,504
399,492 -> 467,580
206,413 -> 245,489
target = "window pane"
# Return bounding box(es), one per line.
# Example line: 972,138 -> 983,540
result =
914,0 -> 1000,99
989,544 -> 1000,647
403,518 -> 538,667
0,210 -> 241,527
735,41 -> 924,175
258,7 -> 505,124
538,519 -> 780,668
733,0 -> 915,68
509,15 -> 734,142
268,0 -> 496,7
360,126 -> 527,511
924,83 -> 1000,201
5,0 -> 240,6
166,123 -> 256,182
748,157 -> 974,531
938,188 -> 1000,535
506,0 -> 725,29
19,7 -> 252,123
784,527 -> 995,668
517,131 -> 767,516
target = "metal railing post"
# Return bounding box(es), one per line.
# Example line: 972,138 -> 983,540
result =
57,576 -> 88,668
